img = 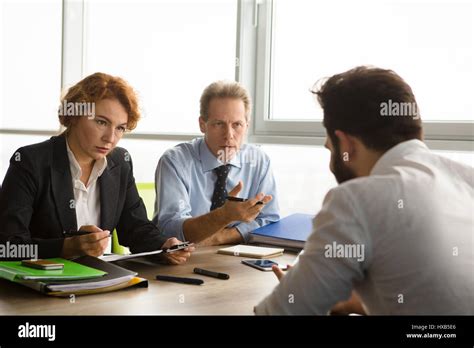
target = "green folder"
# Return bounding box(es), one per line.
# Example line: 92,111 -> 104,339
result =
0,258 -> 107,282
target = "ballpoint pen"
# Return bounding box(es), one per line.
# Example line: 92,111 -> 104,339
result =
226,196 -> 264,204
64,230 -> 92,237
64,230 -> 110,237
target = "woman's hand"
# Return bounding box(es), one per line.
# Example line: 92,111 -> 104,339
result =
61,225 -> 111,259
160,237 -> 195,265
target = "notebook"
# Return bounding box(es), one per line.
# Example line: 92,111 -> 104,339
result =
17,255 -> 148,296
217,245 -> 284,259
0,258 -> 106,282
249,213 -> 315,250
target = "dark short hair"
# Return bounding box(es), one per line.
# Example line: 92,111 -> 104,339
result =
312,66 -> 423,152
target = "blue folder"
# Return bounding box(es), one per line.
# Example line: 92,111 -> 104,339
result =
250,213 -> 315,249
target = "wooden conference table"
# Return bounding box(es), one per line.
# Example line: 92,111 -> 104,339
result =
0,246 -> 297,315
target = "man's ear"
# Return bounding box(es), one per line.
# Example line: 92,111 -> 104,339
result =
198,116 -> 206,134
334,130 -> 356,162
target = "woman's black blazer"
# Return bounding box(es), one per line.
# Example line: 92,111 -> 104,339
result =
0,135 -> 167,258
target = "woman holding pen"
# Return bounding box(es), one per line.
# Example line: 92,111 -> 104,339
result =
0,72 -> 193,263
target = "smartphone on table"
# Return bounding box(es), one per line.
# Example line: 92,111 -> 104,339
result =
241,259 -> 287,272
21,259 -> 64,270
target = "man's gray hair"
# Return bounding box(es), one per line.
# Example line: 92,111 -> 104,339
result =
200,80 -> 252,121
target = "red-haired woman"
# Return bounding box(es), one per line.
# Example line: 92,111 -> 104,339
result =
0,73 -> 193,263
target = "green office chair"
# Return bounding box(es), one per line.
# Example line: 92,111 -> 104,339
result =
112,182 -> 156,255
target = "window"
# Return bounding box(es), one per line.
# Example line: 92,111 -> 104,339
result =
84,0 -> 238,135
253,0 -> 474,141
1,0 -> 472,154
118,138 -> 181,183
0,0 -> 62,130
260,143 -> 336,215
0,134 -> 50,180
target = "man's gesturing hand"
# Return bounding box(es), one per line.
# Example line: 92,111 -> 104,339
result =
219,181 -> 272,223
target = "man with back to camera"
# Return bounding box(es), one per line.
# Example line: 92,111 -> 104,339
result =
153,81 -> 280,245
255,66 -> 474,315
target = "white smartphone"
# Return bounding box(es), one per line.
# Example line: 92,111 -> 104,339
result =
241,259 -> 287,272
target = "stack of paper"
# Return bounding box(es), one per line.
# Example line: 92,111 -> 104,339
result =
0,255 -> 147,296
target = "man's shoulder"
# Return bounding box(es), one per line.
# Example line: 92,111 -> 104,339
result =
240,143 -> 267,155
239,143 -> 271,166
327,175 -> 399,204
160,138 -> 201,164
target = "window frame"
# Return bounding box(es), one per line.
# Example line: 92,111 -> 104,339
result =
248,0 -> 474,150
0,0 -> 472,152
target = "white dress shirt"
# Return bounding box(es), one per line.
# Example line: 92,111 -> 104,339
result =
255,139 -> 474,315
66,140 -> 110,253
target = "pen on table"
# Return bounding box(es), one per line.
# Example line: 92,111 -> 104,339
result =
194,267 -> 229,280
155,275 -> 204,285
226,196 -> 264,205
